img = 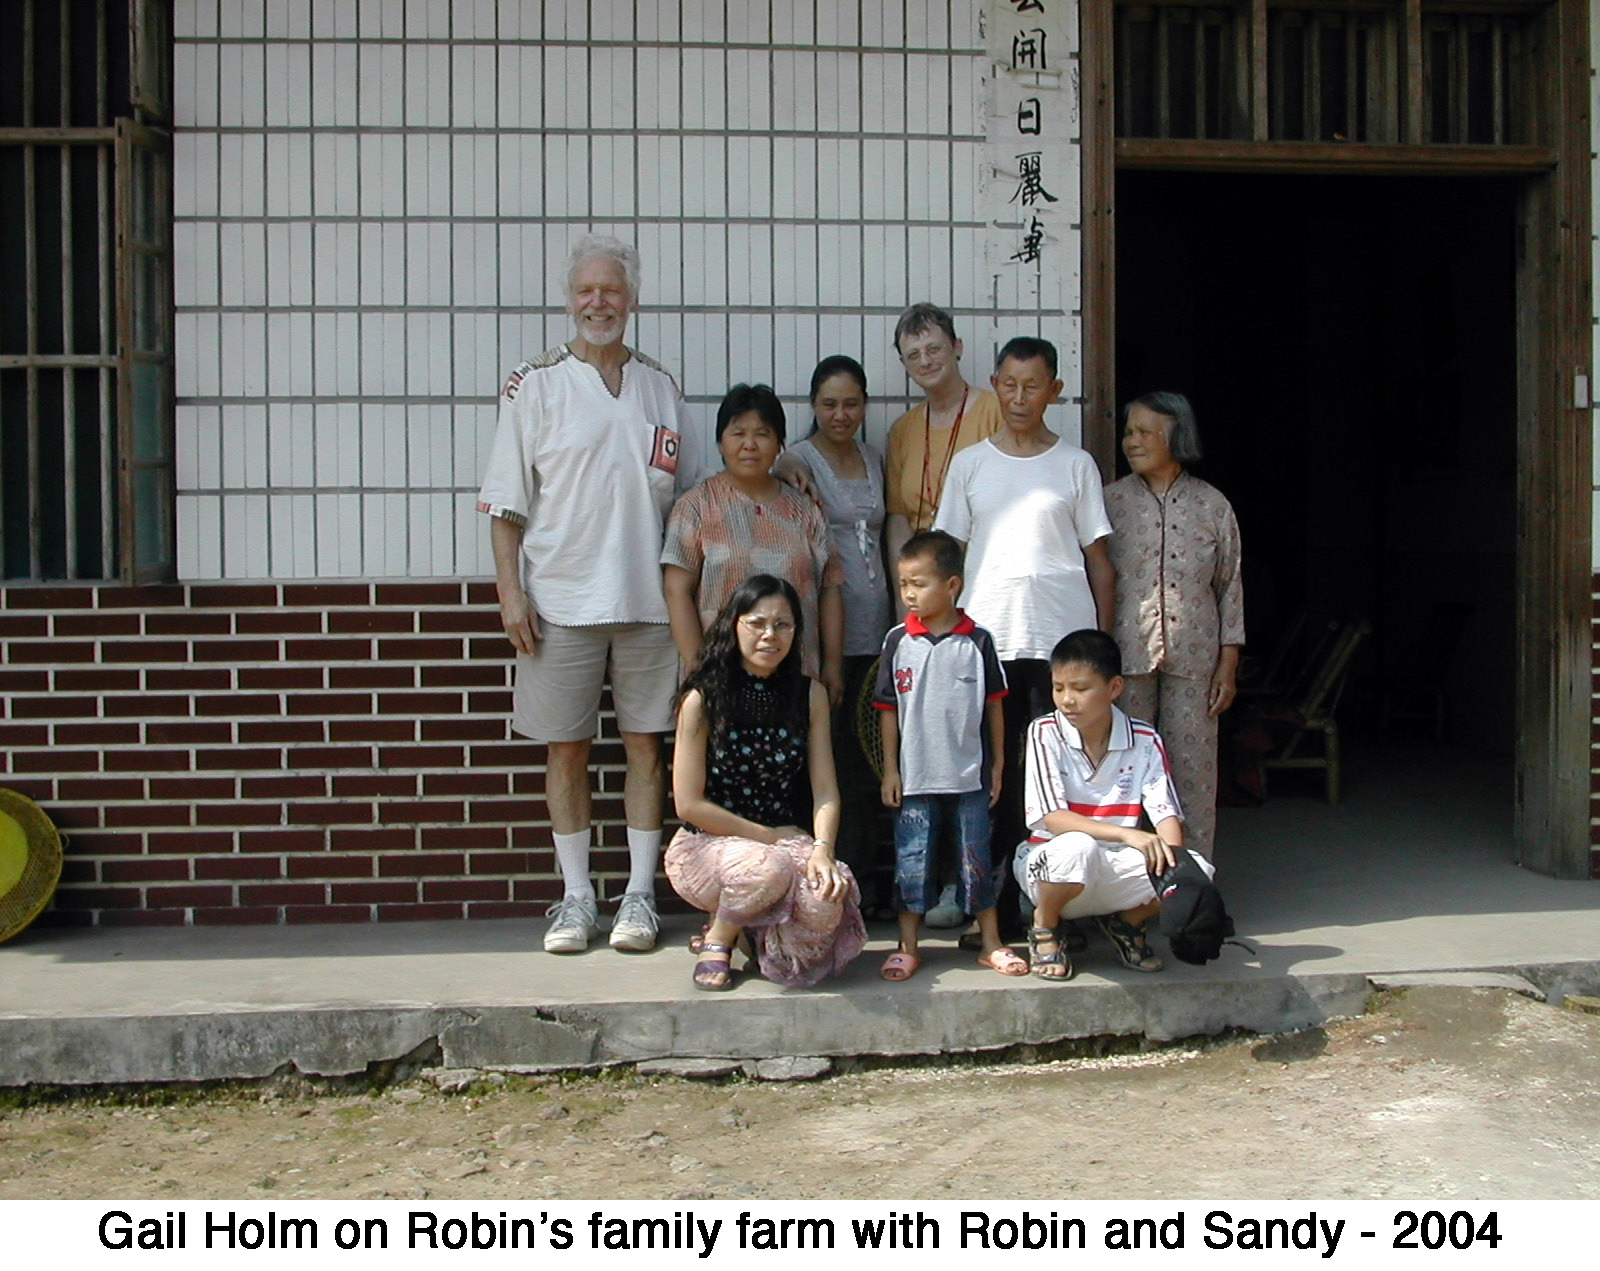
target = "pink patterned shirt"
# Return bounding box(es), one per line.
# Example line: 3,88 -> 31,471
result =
1104,471 -> 1245,679
661,472 -> 843,678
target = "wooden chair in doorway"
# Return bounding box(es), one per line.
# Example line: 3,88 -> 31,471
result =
1259,617 -> 1372,804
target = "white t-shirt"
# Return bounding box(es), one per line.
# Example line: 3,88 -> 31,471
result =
476,345 -> 702,627
933,436 -> 1113,661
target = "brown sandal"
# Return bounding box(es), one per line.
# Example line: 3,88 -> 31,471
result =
1094,914 -> 1163,973
1028,926 -> 1074,980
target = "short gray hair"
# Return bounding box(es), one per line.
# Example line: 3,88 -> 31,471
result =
1124,391 -> 1203,465
565,234 -> 641,300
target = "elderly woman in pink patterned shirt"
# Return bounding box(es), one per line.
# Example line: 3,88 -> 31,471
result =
1104,392 -> 1244,861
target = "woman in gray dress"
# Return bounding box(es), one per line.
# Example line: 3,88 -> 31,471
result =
783,355 -> 893,914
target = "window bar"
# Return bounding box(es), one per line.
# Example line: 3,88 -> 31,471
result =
97,0 -> 112,577
1345,13 -> 1359,140
1115,5 -> 1132,135
1454,19 -> 1469,143
1193,10 -> 1207,139
1267,11 -> 1282,138
59,0 -> 78,575
1307,17 -> 1322,141
1251,0 -> 1268,140
1490,18 -> 1505,145
1404,0 -> 1423,143
24,0 -> 42,579
1156,5 -> 1171,139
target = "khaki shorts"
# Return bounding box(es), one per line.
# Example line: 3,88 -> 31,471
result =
511,622 -> 677,742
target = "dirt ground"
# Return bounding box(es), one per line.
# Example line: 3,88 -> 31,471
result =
1,986 -> 1596,1200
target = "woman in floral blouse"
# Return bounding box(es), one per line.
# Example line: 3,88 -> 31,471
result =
1104,392 -> 1244,861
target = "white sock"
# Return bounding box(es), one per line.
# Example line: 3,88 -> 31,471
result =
625,827 -> 662,895
553,830 -> 594,900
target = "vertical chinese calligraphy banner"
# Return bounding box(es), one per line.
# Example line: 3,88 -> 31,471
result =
980,0 -> 1082,422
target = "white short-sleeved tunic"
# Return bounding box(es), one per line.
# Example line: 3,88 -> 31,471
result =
476,345 -> 701,627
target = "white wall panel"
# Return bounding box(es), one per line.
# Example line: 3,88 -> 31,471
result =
589,48 -> 634,130
771,0 -> 816,47
637,135 -> 683,218
310,44 -> 357,126
362,0 -> 408,40
633,48 -> 681,131
773,52 -> 818,132
174,0 -> 1071,579
680,0 -> 724,44
264,0 -> 312,39
175,1 -> 214,40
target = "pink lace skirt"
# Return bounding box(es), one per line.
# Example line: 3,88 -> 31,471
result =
665,828 -> 866,988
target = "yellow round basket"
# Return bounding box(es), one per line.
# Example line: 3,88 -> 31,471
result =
0,788 -> 63,944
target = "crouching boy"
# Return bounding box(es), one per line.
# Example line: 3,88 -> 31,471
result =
1015,629 -> 1215,979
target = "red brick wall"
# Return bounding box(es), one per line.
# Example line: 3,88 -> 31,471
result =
0,582 -> 638,926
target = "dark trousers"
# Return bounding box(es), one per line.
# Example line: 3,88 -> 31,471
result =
832,653 -> 891,910
993,659 -> 1053,937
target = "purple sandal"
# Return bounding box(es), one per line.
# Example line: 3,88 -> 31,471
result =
692,942 -> 735,991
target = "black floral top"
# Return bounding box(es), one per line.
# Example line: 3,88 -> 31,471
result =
698,671 -> 811,831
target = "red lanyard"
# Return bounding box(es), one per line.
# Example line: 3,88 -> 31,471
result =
917,388 -> 967,530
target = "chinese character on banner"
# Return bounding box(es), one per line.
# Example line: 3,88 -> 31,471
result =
1010,151 -> 1059,206
1011,28 -> 1047,70
1011,216 -> 1046,264
1007,0 -> 1046,11
1017,96 -> 1042,135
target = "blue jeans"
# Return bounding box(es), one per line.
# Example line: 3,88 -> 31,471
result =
893,789 -> 995,915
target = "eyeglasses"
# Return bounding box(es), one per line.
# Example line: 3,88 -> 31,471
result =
738,617 -> 795,637
899,340 -> 952,367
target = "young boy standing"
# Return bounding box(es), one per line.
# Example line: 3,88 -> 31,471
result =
1017,629 -> 1216,979
874,531 -> 1025,979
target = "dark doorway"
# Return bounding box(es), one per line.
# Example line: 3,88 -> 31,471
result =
1115,170 -> 1519,805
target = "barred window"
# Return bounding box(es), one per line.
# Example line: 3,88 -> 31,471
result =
0,0 -> 173,582
1116,0 -> 1538,147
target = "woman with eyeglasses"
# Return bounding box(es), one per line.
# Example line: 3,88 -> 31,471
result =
666,575 -> 865,990
662,383 -> 844,703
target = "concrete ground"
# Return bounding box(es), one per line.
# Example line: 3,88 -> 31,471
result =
3,742 -> 1599,1086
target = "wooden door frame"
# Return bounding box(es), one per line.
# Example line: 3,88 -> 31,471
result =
1080,0 -> 1594,877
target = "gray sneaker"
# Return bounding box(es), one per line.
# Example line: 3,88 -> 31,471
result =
543,893 -> 599,953
609,891 -> 660,952
924,883 -> 966,929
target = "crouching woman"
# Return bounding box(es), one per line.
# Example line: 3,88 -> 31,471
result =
666,574 -> 866,990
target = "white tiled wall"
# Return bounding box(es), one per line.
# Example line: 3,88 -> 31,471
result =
1592,19 -> 1600,568
172,0 -> 1083,579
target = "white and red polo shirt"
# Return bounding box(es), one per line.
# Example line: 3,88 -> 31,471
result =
1023,704 -> 1184,843
873,611 -> 1007,796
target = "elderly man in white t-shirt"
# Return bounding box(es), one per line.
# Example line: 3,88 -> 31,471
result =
477,236 -> 702,954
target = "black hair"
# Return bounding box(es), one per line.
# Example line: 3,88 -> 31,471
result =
679,574 -> 806,737
1049,629 -> 1123,682
899,529 -> 964,581
808,354 -> 868,404
806,355 -> 869,437
893,301 -> 958,352
995,335 -> 1059,380
715,383 -> 787,445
